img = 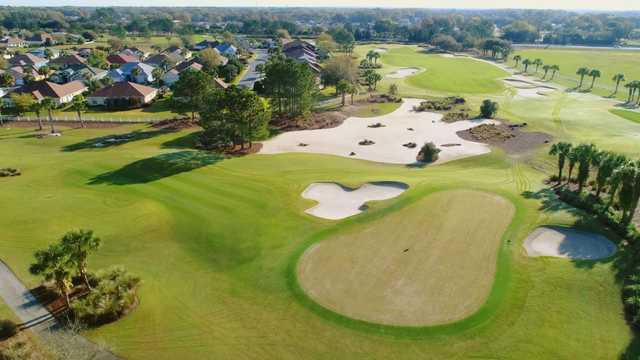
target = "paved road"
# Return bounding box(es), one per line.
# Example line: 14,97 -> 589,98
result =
238,48 -> 269,89
0,259 -> 119,359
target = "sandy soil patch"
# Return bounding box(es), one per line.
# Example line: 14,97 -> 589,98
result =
260,99 -> 496,165
524,226 -> 616,260
387,67 -> 423,79
373,48 -> 388,53
302,182 -> 407,220
297,190 -> 515,326
457,123 -> 552,154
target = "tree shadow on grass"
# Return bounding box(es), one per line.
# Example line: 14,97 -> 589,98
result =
161,131 -> 202,149
88,150 -> 223,185
63,129 -> 175,151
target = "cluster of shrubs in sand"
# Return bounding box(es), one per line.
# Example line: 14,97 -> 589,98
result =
0,168 -> 20,177
413,96 -> 471,122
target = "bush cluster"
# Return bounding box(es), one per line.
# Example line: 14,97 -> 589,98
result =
0,319 -> 18,340
0,168 -> 20,177
71,266 -> 141,326
413,96 -> 466,112
417,142 -> 441,163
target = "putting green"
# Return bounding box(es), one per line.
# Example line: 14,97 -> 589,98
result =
297,190 -> 515,326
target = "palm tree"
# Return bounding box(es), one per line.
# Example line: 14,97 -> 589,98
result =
336,79 -> 350,106
513,55 -> 522,68
366,50 -> 375,64
30,101 -> 44,131
533,58 -> 543,73
60,229 -> 101,290
550,65 -> 560,80
574,143 -> 597,193
576,67 -> 590,88
616,161 -> 640,224
624,81 -> 636,103
612,73 -> 626,95
152,67 -> 165,88
40,98 -> 56,134
549,142 -> 572,183
542,64 -> 551,80
29,244 -> 73,307
522,59 -> 532,73
594,152 -> 626,198
348,82 -> 359,105
588,69 -> 601,89
567,146 -> 579,183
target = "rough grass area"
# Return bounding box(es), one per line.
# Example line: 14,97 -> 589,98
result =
513,48 -> 640,100
297,190 -> 514,326
347,101 -> 402,117
609,108 -> 640,124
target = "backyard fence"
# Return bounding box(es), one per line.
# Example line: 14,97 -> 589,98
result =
0,114 -> 171,124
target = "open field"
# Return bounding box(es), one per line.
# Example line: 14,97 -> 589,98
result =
0,120 -> 636,358
298,190 -> 514,326
513,48 -> 640,100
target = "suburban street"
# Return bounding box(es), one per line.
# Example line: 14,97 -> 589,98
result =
238,48 -> 269,88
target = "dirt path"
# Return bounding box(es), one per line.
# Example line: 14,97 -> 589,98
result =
0,260 -> 119,360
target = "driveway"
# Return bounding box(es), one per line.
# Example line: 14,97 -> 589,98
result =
238,48 -> 269,89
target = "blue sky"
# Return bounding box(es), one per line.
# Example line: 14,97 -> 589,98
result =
3,0 -> 639,11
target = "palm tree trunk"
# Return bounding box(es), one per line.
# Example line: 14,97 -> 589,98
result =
48,110 -> 56,133
78,111 -> 85,128
37,114 -> 43,131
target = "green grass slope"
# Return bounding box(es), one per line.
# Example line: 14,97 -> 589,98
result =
0,123 -> 635,359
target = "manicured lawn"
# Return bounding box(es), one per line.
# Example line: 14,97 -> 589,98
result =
610,108 -> 640,124
297,190 -> 514,327
355,45 -> 509,97
0,122 -> 635,359
513,48 -> 640,100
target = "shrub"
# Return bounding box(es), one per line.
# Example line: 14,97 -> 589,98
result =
0,319 -> 18,340
417,142 -> 441,163
480,99 -> 499,118
71,266 -> 141,326
388,84 -> 399,96
0,168 -> 20,177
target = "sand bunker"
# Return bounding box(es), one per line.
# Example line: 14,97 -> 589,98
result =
524,226 -> 616,260
387,67 -> 423,79
373,48 -> 387,53
503,77 -> 557,99
302,182 -> 407,220
260,99 -> 495,165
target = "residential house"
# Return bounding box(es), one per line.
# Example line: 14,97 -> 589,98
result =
50,64 -> 107,84
215,43 -> 238,58
0,36 -> 26,48
86,81 -> 158,108
194,40 -> 219,51
283,40 -> 321,74
78,48 -> 92,58
163,60 -> 228,89
1,66 -> 44,86
144,53 -> 182,70
25,33 -> 55,46
164,46 -> 192,60
121,47 -> 148,59
28,47 -> 60,60
9,54 -> 48,69
49,54 -> 86,69
3,80 -> 86,106
113,62 -> 156,84
107,53 -> 140,65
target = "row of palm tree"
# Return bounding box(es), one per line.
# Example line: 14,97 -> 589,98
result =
575,67 -> 601,89
365,50 -> 381,66
30,95 -> 88,133
512,55 -> 560,80
549,142 -> 640,224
